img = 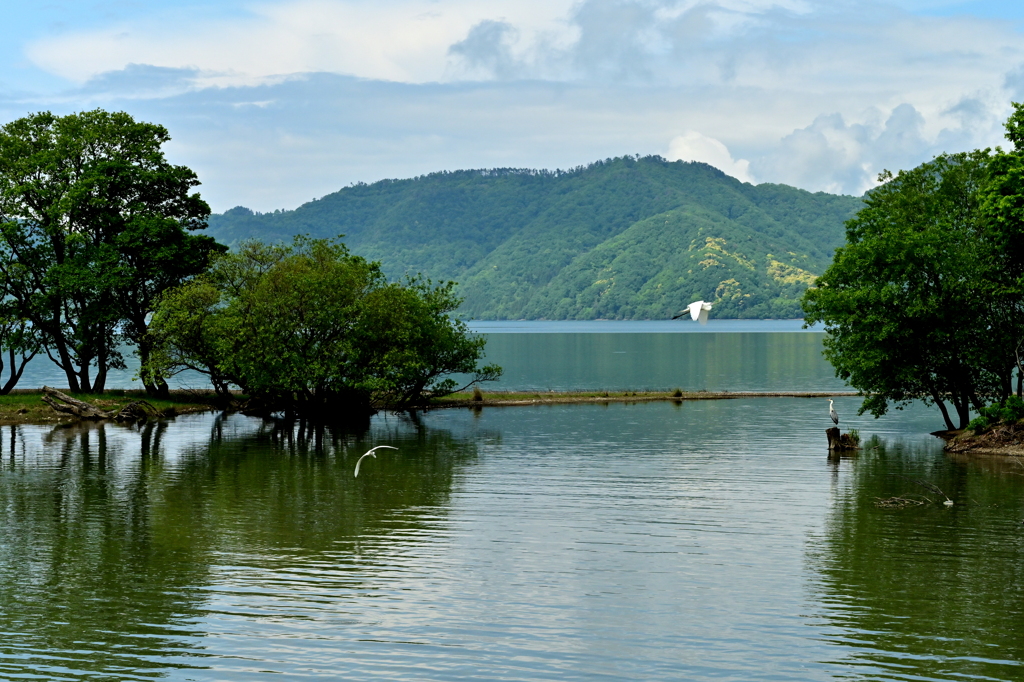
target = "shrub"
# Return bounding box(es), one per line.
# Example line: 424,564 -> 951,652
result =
967,396 -> 1024,432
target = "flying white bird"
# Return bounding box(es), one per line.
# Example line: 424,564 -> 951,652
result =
672,300 -> 712,325
354,445 -> 398,478
828,399 -> 839,427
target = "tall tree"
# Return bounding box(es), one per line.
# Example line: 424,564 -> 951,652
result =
802,151 -> 1014,430
148,237 -> 500,417
979,102 -> 1024,397
0,110 -> 220,394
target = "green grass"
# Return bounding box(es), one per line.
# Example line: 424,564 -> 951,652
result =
0,389 -> 218,424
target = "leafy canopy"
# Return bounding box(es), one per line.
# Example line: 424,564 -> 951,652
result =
0,109 -> 223,394
803,141 -> 1024,430
149,237 -> 500,417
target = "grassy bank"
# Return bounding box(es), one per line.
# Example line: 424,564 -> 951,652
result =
0,390 -> 218,425
0,388 -> 863,425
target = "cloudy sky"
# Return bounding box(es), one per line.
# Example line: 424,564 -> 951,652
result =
4,0 -> 1024,212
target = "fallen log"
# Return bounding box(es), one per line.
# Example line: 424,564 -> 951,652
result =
115,399 -> 160,423
42,386 -> 114,420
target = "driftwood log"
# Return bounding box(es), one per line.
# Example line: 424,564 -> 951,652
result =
826,427 -> 859,452
42,386 -> 114,420
41,386 -> 160,423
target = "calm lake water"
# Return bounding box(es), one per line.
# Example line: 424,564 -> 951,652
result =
469,320 -> 842,392
2,323 -> 1021,681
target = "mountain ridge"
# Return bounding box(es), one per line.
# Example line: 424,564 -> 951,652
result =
207,156 -> 863,319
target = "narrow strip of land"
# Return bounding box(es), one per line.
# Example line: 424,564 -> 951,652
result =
0,389 -> 863,425
433,390 -> 861,408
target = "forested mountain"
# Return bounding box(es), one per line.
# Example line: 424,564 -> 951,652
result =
208,156 -> 863,319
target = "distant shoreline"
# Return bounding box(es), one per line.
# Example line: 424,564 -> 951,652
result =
431,389 -> 860,409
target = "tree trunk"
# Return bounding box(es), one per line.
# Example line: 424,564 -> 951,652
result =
931,391 -> 956,431
138,340 -> 171,399
93,341 -> 109,394
50,336 -> 81,393
954,394 -> 971,430
77,365 -> 92,393
0,346 -> 36,395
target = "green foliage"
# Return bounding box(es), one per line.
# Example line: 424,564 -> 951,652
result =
149,237 -> 500,417
208,157 -> 862,319
967,396 -> 1024,432
0,109 -> 221,394
978,104 -> 1024,395
803,146 -> 1024,431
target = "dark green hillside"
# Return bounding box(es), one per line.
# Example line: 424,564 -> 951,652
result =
208,156 -> 862,319
211,169 -> 560,282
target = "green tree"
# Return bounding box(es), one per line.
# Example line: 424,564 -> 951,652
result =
0,109 -> 221,394
802,151 -> 1016,430
149,237 -> 500,417
979,102 -> 1024,397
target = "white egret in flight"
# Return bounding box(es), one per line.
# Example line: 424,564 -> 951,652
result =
354,445 -> 398,477
672,300 -> 712,325
828,399 -> 839,427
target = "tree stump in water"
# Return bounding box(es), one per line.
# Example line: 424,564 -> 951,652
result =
827,427 -> 858,451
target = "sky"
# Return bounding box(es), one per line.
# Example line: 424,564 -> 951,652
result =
4,0 -> 1024,212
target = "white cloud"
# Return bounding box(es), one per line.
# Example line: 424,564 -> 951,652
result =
749,101 -> 1008,195
7,0 -> 1024,208
25,0 -> 578,87
666,131 -> 752,183
25,0 -> 1024,94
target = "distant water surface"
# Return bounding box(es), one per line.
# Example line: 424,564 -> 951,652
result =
13,320 -> 819,391
467,319 -> 815,333
466,321 -> 841,393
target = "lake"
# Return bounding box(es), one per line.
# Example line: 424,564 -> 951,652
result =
468,320 -> 842,392
1,323 -> 1021,681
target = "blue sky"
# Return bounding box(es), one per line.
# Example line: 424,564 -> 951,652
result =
4,0 -> 1024,212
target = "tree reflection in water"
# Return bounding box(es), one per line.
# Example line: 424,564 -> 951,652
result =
0,411 -> 488,679
812,436 -> 1024,680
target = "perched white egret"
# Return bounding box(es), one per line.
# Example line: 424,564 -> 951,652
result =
828,399 -> 839,427
354,445 -> 398,478
672,300 -> 712,325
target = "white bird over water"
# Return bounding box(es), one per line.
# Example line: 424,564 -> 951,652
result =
828,399 -> 839,427
672,300 -> 712,325
354,445 -> 398,478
